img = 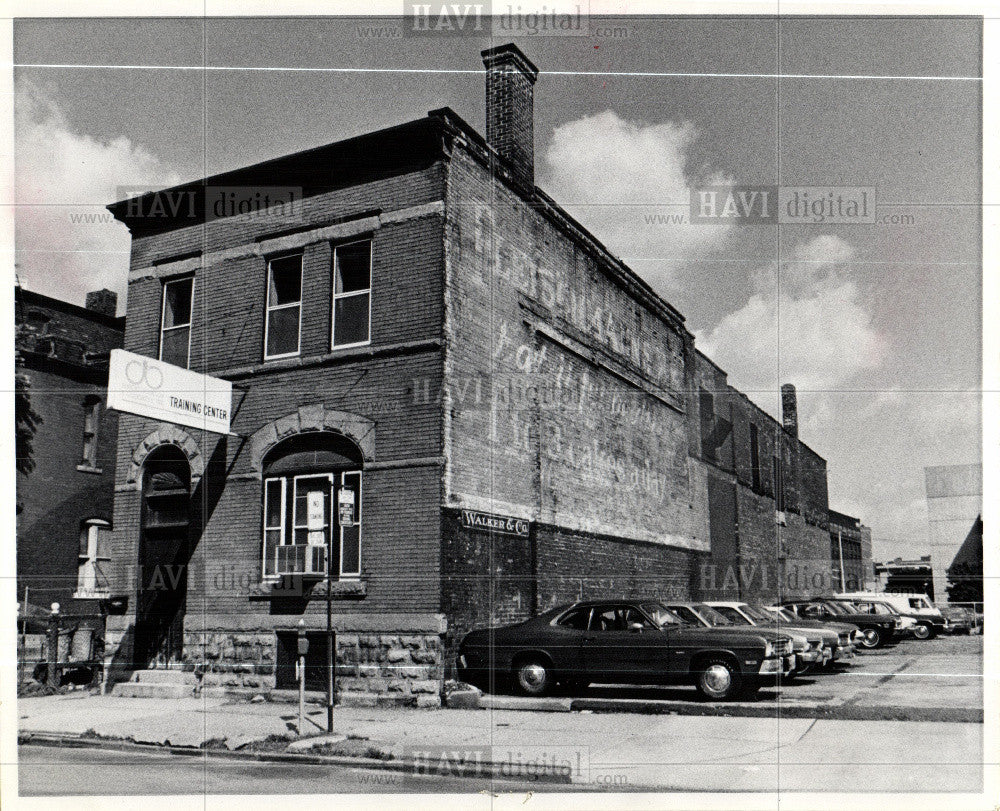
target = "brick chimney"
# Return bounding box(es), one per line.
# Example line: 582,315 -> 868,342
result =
781,383 -> 798,437
85,289 -> 117,317
482,43 -> 539,189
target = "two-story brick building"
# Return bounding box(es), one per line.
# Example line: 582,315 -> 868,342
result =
16,287 -> 124,632
103,43 -> 867,704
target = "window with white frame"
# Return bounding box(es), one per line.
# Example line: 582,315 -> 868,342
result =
81,396 -> 101,468
160,276 -> 193,368
332,239 -> 371,348
265,254 -> 303,359
76,519 -> 111,598
261,434 -> 364,581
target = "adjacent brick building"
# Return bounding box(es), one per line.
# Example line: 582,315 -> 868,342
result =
828,509 -> 874,592
15,287 -> 124,625
102,43 -> 869,703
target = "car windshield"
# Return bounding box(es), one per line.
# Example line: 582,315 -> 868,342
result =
640,602 -> 682,628
693,604 -> 734,626
742,605 -> 777,623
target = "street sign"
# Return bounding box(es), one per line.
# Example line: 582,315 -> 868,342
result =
107,348 -> 232,434
338,488 -> 355,526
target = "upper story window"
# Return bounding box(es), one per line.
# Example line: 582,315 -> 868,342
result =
76,518 -> 111,598
81,395 -> 101,469
332,240 -> 372,348
160,276 -> 193,368
773,455 -> 785,512
265,254 -> 302,359
699,388 -> 716,462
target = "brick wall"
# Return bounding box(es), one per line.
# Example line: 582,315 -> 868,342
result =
442,145 -> 701,551
107,163 -> 449,679
16,294 -> 123,620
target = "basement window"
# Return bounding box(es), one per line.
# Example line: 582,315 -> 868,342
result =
332,239 -> 371,349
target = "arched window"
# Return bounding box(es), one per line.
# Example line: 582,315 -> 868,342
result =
262,433 -> 363,581
76,518 -> 111,598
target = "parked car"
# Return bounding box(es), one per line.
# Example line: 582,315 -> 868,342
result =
834,591 -> 945,639
457,599 -> 796,701
759,605 -> 860,666
666,601 -> 825,675
779,599 -> 900,649
831,598 -> 919,637
938,605 -> 976,635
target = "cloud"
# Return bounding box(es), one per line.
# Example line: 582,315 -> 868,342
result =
539,111 -> 733,283
696,234 -> 886,396
801,389 -> 981,562
15,80 -> 180,310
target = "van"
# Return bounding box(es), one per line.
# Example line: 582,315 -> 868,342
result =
834,592 -> 945,639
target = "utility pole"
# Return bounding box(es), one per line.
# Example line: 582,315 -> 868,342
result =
326,511 -> 334,734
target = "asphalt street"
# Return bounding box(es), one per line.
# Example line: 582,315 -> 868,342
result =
18,744 -> 601,795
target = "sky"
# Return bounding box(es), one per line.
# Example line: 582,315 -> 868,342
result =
12,15 -> 983,562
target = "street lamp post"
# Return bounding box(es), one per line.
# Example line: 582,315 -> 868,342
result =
326,520 -> 334,733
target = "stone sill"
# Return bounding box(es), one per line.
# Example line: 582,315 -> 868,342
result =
248,579 -> 367,601
76,464 -> 104,474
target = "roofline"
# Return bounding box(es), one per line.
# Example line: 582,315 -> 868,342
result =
429,107 -> 688,332
15,287 -> 124,328
106,116 -> 445,226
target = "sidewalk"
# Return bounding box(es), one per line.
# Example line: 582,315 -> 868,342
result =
17,693 -> 983,792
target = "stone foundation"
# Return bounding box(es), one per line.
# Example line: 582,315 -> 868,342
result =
104,616 -> 445,706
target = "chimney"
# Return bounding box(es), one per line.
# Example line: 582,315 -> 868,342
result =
482,43 -> 539,189
781,383 -> 798,437
85,289 -> 117,317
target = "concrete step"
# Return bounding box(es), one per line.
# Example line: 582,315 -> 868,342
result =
129,669 -> 197,685
112,682 -> 195,699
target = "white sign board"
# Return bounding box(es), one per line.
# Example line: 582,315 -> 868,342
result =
107,348 -> 233,435
338,488 -> 355,526
307,491 -> 325,530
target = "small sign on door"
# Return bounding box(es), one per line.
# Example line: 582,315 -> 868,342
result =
338,488 -> 355,526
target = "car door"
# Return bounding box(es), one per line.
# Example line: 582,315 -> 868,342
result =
582,604 -> 665,684
547,605 -> 592,682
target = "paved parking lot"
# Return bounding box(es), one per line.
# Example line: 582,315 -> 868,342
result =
773,634 -> 982,715
513,634 -> 984,722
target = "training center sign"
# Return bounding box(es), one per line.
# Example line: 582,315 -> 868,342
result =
107,349 -> 233,435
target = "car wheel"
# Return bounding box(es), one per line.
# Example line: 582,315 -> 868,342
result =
514,658 -> 553,697
695,657 -> 743,701
912,624 -> 930,640
796,663 -> 813,677
858,628 -> 882,649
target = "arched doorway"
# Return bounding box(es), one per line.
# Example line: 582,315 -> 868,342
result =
134,445 -> 191,668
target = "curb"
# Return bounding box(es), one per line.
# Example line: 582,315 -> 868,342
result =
472,694 -> 982,723
17,731 -> 573,785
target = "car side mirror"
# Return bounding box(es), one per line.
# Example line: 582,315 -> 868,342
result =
628,622 -> 644,633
